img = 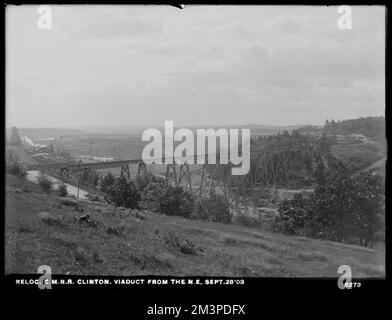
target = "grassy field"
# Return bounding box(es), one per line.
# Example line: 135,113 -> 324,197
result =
5,173 -> 385,277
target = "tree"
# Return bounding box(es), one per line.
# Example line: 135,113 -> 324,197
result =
106,176 -> 140,209
274,171 -> 384,247
155,185 -> 194,218
314,155 -> 326,185
57,183 -> 68,197
99,172 -> 115,193
38,173 -> 53,193
193,194 -> 232,223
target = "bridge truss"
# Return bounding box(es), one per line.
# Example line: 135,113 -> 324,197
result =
26,147 -> 307,210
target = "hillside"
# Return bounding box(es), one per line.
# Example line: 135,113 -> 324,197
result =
296,116 -> 386,146
5,174 -> 385,277
330,143 -> 385,173
328,116 -> 386,145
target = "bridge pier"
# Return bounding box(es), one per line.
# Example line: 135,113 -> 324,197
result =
199,163 -> 232,205
138,162 -> 146,176
178,162 -> 192,193
165,162 -> 194,194
120,165 -> 131,180
165,163 -> 178,186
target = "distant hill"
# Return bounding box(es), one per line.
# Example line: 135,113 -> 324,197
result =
81,124 -> 305,137
327,116 -> 386,145
6,128 -> 86,141
240,124 -> 305,136
296,116 -> 385,145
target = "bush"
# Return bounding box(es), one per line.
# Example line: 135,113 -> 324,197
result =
139,180 -> 165,211
142,182 -> 194,218
193,194 -> 232,223
273,171 -> 385,247
38,173 -> 53,193
7,162 -> 27,178
156,185 -> 194,218
106,176 -> 141,209
163,232 -> 198,255
57,184 -> 68,197
98,172 -> 115,193
77,169 -> 100,188
272,193 -> 310,235
135,172 -> 164,192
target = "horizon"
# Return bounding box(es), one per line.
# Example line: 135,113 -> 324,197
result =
7,114 -> 385,131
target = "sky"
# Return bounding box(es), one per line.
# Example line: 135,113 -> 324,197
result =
6,5 -> 385,128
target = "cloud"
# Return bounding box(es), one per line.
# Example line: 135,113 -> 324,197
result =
6,5 -> 385,127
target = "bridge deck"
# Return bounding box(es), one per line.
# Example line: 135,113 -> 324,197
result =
27,159 -> 144,171
26,154 -> 233,172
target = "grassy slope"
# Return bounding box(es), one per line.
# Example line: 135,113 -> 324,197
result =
5,174 -> 385,278
330,143 -> 385,173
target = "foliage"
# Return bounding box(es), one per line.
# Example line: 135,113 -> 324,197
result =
105,176 -> 140,209
57,184 -> 68,197
274,171 -> 384,247
163,232 -> 198,255
139,179 -> 166,211
78,169 -> 100,188
137,177 -> 194,218
241,116 -> 386,189
135,172 -> 165,192
325,116 -> 386,145
314,155 -> 326,185
37,173 -> 53,193
7,162 -> 27,178
99,172 -> 115,193
155,185 -> 194,218
193,194 -> 232,223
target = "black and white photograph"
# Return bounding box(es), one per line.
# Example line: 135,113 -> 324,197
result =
4,4 -> 387,299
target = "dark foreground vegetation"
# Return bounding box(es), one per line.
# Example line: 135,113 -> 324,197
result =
8,160 -> 385,249
5,173 -> 385,277
274,172 -> 384,248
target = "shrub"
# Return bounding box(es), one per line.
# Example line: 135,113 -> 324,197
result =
99,172 -> 115,193
163,232 -> 198,255
38,173 -> 53,193
156,185 -> 194,218
77,169 -> 100,188
106,176 -> 141,209
273,171 -> 385,247
140,181 -> 194,218
57,184 -> 68,197
7,162 -> 27,178
273,193 -> 310,235
139,180 -> 165,210
180,240 -> 197,255
135,172 -> 164,192
193,194 -> 232,223
163,231 -> 181,247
